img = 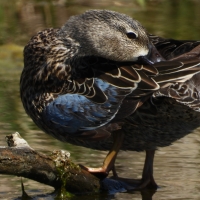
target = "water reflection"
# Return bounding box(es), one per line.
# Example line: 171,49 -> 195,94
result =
1,0 -> 200,46
0,0 -> 200,199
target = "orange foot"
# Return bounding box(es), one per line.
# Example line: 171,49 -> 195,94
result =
79,165 -> 109,179
80,130 -> 124,179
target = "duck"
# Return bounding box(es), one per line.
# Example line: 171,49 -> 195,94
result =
20,9 -> 200,190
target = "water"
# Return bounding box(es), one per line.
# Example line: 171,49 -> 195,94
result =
0,0 -> 200,199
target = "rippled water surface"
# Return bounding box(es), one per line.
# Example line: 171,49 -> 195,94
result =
0,0 -> 200,199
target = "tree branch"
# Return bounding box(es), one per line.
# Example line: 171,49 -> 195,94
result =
0,132 -> 134,195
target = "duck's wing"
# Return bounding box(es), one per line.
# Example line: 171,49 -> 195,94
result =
117,59 -> 200,117
44,59 -> 160,139
170,44 -> 200,61
154,71 -> 200,111
150,34 -> 200,60
91,61 -> 160,120
152,45 -> 200,111
148,34 -> 200,114
153,59 -> 200,87
69,56 -> 161,102
43,57 -> 200,141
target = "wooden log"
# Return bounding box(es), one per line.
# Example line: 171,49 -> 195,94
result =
0,132 -> 134,195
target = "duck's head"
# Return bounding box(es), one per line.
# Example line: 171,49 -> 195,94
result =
59,10 -> 162,63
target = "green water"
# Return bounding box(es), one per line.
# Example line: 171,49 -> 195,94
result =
0,0 -> 200,199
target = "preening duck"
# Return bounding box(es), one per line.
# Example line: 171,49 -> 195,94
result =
20,10 -> 200,189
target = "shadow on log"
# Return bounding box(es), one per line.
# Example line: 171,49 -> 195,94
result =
0,132 -> 156,199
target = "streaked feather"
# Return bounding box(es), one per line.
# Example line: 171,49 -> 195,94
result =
20,10 -> 200,151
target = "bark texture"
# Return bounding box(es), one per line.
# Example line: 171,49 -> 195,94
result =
0,132 -> 131,195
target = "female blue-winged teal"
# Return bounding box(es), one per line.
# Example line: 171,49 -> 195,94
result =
20,10 -> 200,189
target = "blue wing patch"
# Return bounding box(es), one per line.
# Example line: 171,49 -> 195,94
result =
43,78 -> 131,134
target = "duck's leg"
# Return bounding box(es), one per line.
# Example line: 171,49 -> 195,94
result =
112,165 -> 118,177
111,149 -> 157,190
81,130 -> 124,178
136,149 -> 158,190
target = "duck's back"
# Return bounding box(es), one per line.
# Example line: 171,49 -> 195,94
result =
120,37 -> 200,151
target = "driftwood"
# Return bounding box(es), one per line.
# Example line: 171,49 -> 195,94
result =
0,132 -> 143,196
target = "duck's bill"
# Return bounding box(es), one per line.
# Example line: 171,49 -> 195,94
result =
138,43 -> 165,65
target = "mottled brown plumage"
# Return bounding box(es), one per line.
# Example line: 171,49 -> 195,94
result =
20,10 -> 200,189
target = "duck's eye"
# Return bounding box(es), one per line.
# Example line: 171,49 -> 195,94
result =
126,32 -> 137,39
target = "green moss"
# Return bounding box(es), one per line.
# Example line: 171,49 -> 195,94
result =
54,188 -> 74,199
51,150 -> 81,197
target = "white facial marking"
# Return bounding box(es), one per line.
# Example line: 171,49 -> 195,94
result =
129,48 -> 149,61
